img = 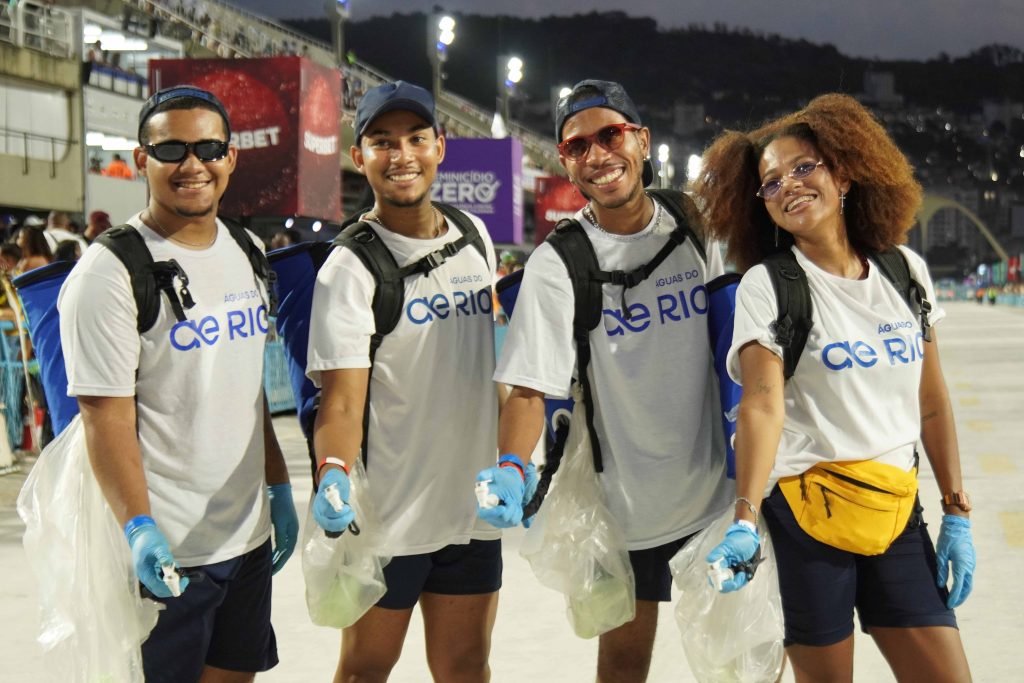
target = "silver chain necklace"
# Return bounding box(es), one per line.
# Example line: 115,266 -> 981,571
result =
365,207 -> 444,239
582,194 -> 662,235
146,210 -> 217,249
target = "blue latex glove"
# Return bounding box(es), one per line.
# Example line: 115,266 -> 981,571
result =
936,514 -> 975,609
313,468 -> 355,533
125,516 -> 190,599
705,522 -> 761,593
522,463 -> 539,529
267,483 -> 299,574
476,464 -> 526,528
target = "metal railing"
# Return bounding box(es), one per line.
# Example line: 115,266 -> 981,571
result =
0,127 -> 76,178
0,0 -> 74,59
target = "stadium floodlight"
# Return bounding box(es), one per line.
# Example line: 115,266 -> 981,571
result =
429,15 -> 456,99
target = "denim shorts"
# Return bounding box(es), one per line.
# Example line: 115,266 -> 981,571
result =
762,485 -> 957,646
141,539 -> 278,682
377,539 -> 502,610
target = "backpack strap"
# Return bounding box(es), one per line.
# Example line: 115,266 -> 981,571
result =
646,188 -> 707,262
868,248 -> 933,342
219,215 -> 278,317
96,225 -> 195,333
546,220 -> 606,472
762,250 -> 813,380
436,202 -> 488,265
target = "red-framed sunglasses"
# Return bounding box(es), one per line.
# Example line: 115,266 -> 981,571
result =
558,122 -> 642,161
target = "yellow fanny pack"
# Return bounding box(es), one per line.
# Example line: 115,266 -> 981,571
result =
778,459 -> 918,556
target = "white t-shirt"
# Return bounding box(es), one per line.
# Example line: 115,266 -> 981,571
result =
45,227 -> 89,254
495,199 -> 735,551
58,214 -> 272,565
307,211 -> 500,556
727,245 -> 945,495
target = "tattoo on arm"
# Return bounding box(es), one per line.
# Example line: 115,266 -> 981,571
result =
922,410 -> 938,423
754,378 -> 773,395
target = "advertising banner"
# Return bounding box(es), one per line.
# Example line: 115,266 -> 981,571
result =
431,138 -> 523,244
148,57 -> 341,221
533,175 -> 587,245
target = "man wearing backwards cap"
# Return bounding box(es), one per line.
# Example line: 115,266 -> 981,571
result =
483,80 -> 733,681
307,80 -> 505,682
58,85 -> 296,682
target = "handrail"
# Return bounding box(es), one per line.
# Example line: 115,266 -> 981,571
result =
0,0 -> 74,59
0,126 -> 76,178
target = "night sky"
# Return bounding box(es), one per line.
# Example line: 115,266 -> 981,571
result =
246,0 -> 1024,61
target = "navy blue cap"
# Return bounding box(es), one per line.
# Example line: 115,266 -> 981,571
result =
354,81 -> 436,143
555,79 -> 644,142
555,79 -> 653,187
138,85 -> 231,143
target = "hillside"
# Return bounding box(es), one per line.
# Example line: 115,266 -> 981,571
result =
287,11 -> 1024,131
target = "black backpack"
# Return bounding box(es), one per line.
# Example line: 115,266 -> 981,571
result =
95,217 -> 275,332
268,202 -> 487,479
763,248 -> 933,379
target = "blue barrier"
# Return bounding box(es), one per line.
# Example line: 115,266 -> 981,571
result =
264,334 -> 295,414
0,323 -> 24,451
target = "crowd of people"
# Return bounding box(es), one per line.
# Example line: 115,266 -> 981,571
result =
11,67 -> 979,683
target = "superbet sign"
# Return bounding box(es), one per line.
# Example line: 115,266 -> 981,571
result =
149,57 -> 342,221
533,176 -> 587,245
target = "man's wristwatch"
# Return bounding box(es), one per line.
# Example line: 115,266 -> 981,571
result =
941,490 -> 972,512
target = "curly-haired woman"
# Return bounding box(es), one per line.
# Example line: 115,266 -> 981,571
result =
696,94 -> 974,682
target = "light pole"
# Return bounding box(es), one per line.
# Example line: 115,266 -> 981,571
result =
323,0 -> 349,67
427,15 -> 456,101
657,144 -> 670,189
499,55 -> 523,126
686,153 -> 703,188
551,85 -> 571,123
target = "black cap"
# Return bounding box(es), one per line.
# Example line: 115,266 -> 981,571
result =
354,81 -> 437,144
554,79 -> 653,187
138,85 -> 231,143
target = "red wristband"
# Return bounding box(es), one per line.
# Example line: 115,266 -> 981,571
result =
316,457 -> 349,483
497,453 -> 526,480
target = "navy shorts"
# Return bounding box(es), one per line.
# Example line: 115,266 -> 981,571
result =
142,539 -> 278,682
629,533 -> 696,602
762,485 -> 957,647
377,539 -> 503,610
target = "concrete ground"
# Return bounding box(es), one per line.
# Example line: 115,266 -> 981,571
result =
0,301 -> 1018,681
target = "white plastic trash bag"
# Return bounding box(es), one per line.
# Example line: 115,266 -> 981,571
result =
669,508 -> 784,683
301,458 -> 391,628
520,385 -> 636,639
16,414 -> 160,683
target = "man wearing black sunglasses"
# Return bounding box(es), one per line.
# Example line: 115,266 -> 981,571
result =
58,86 -> 295,683
486,80 -> 733,682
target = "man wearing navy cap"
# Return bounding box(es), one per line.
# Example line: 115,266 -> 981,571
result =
482,80 -> 734,681
58,85 -> 296,682
308,80 -> 504,682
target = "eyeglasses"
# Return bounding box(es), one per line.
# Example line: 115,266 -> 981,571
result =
558,122 -> 642,161
756,161 -> 825,199
144,140 -> 229,164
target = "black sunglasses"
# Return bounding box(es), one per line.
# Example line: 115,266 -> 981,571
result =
145,139 -> 229,163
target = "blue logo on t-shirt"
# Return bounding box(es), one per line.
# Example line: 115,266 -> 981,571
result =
821,332 -> 924,371
604,285 -> 708,336
406,288 -> 493,325
169,304 -> 269,351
